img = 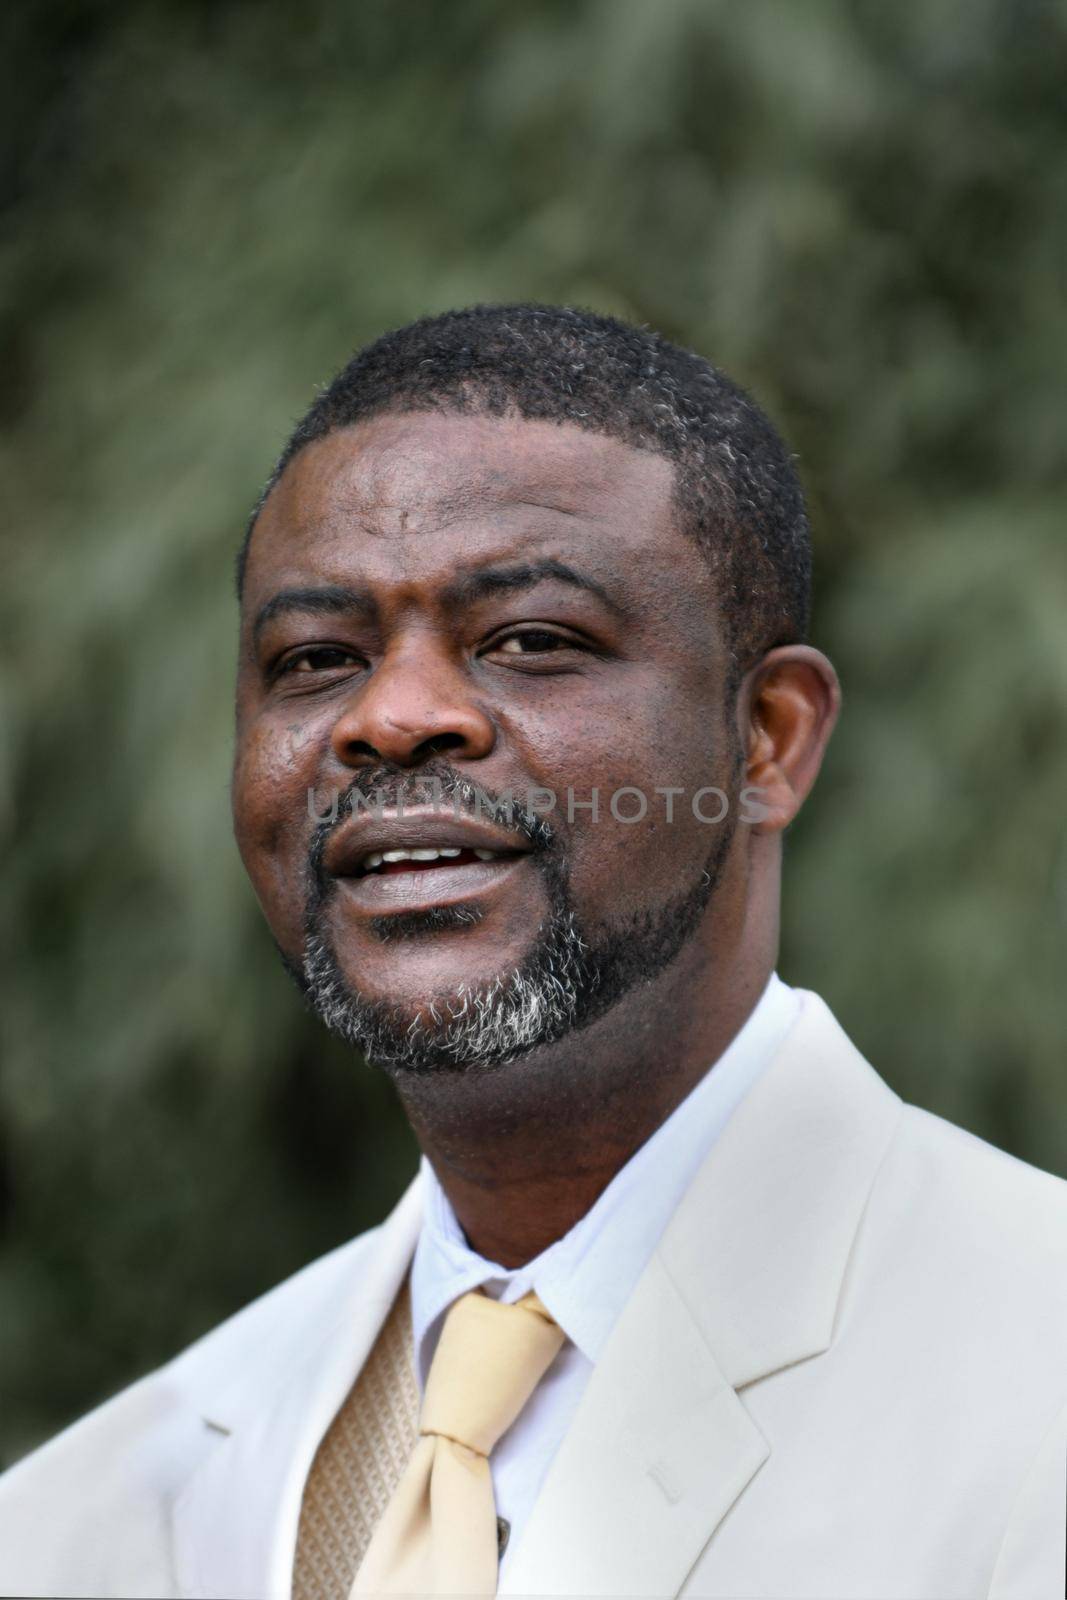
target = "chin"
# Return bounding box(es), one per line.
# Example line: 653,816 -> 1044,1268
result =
333,940 -> 538,1014
300,919 -> 590,1075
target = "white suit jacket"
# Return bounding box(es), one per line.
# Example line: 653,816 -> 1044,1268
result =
1,991 -> 1064,1598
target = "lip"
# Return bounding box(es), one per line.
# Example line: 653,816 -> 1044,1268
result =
335,851 -> 532,913
322,806 -> 534,888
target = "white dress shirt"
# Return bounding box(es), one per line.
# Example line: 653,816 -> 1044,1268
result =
409,971 -> 800,1573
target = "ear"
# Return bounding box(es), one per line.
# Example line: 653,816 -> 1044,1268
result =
736,645 -> 841,834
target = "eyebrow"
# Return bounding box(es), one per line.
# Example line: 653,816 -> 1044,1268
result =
442,558 -> 626,617
250,558 -> 627,647
252,584 -> 375,645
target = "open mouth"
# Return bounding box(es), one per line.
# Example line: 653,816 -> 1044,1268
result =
335,843 -> 533,917
357,845 -> 522,878
321,810 -> 537,914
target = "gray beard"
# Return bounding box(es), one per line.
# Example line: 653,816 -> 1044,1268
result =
290,767 -> 735,1076
301,880 -> 591,1074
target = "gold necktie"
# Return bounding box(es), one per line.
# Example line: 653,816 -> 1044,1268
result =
351,1288 -> 565,1597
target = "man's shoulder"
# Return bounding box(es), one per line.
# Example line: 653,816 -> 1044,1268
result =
5,1214 -> 387,1477
865,1092 -> 1067,1352
791,989 -> 1067,1283
763,989 -> 1067,1390
0,1210 -> 400,1593
0,1165 -> 426,1596
891,1096 -> 1067,1253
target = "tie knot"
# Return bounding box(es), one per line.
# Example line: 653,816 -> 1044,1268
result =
420,1290 -> 565,1458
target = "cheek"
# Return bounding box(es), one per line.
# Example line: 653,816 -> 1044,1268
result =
232,719 -> 322,943
518,666 -> 722,786
233,713 -> 326,835
520,685 -> 728,908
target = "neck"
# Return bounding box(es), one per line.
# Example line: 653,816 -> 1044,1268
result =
395,931 -> 774,1267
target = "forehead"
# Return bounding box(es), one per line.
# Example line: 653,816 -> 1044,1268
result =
243,410 -> 699,605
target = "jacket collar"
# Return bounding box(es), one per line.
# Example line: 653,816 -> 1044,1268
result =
660,988 -> 902,1390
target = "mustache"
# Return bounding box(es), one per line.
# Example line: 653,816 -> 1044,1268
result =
305,758 -> 558,905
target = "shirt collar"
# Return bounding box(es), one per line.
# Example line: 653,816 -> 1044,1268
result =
410,973 -> 800,1383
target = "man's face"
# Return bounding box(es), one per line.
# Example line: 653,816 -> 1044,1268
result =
233,411 -> 741,1071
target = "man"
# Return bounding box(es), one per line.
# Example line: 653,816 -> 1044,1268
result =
0,304 -> 1064,1598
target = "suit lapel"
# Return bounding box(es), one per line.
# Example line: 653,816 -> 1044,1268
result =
172,1175 -> 423,1600
503,992 -> 902,1597
501,1250 -> 770,1598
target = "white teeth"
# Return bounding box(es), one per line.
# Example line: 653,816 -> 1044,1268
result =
361,844 -> 471,873
474,848 -> 498,861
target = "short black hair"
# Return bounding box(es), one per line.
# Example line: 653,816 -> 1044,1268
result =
238,303 -> 811,679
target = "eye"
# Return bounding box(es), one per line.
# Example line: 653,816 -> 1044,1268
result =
276,645 -> 362,677
489,629 -> 581,656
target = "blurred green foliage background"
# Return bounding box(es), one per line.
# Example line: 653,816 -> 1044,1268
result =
2,0 -> 1066,1465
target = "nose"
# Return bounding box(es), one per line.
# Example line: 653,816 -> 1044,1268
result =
329,641 -> 496,769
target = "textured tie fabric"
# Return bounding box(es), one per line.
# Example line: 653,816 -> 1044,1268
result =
293,1280 -> 420,1600
351,1288 -> 566,1598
